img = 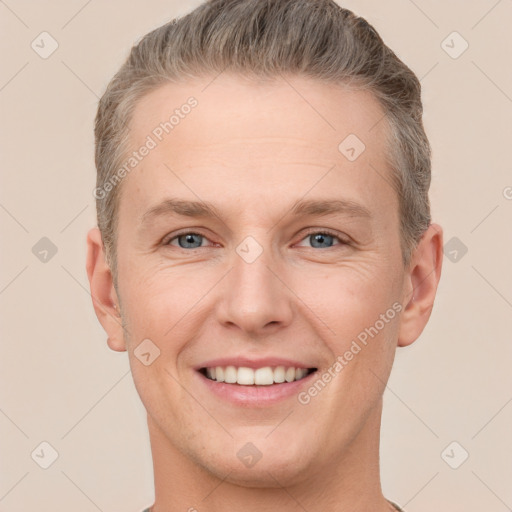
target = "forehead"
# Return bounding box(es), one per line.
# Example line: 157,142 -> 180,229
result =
130,73 -> 389,153
121,74 -> 396,222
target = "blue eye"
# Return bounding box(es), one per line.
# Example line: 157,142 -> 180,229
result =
297,230 -> 347,249
308,232 -> 336,249
167,232 -> 206,249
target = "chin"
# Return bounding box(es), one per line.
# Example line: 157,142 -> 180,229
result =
197,443 -> 315,488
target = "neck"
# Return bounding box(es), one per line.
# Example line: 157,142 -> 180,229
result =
148,399 -> 392,512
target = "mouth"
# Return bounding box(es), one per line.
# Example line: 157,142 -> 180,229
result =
198,365 -> 317,386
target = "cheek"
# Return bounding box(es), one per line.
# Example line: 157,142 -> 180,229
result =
119,264 -> 198,336
292,263 -> 401,336
290,265 -> 402,400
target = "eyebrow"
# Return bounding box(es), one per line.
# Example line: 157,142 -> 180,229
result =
140,197 -> 372,226
290,198 -> 372,219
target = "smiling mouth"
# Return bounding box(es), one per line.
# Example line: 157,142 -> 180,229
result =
198,365 -> 317,385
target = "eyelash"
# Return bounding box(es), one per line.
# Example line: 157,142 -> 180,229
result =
163,228 -> 350,249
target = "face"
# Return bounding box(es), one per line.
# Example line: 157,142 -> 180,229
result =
94,74 -> 417,486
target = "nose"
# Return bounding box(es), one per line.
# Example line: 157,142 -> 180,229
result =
216,238 -> 294,336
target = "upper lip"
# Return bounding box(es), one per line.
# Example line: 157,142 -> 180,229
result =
194,356 -> 317,370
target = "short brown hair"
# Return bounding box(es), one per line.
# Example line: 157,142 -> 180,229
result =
94,0 -> 432,285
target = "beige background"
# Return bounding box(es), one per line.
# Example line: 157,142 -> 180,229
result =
1,1 -> 511,511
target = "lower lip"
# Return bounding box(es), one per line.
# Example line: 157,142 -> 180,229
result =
195,370 -> 317,407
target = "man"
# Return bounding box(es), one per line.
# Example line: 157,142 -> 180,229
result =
86,1 -> 443,510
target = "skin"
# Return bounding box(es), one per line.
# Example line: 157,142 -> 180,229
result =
86,74 -> 443,512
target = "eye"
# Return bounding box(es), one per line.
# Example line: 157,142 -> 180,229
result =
165,231 -> 211,249
163,229 -> 350,250
296,229 -> 349,249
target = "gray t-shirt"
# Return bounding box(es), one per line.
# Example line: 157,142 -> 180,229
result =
141,500 -> 405,511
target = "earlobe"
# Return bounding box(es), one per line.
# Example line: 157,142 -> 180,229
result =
397,223 -> 443,347
86,227 -> 127,352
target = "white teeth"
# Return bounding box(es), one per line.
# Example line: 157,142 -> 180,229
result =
215,366 -> 225,382
254,367 -> 274,385
224,365 -> 237,383
273,366 -> 285,383
237,367 -> 255,385
295,368 -> 307,380
202,365 -> 313,385
285,367 -> 296,382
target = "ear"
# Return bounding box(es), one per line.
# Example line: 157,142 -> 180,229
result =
85,227 -> 127,352
397,223 -> 443,347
